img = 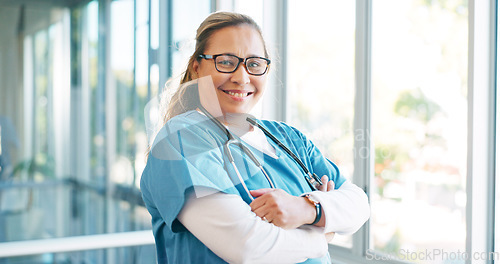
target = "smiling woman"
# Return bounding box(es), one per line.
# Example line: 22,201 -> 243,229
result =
140,11 -> 370,264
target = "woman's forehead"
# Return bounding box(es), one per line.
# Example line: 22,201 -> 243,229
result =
204,25 -> 266,57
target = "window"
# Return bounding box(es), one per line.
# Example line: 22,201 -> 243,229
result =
285,1 -> 478,263
370,0 -> 468,259
171,0 -> 212,79
0,0 -> 158,262
287,0 -> 356,249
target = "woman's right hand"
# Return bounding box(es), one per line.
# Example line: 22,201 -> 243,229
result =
318,175 -> 335,192
317,175 -> 335,242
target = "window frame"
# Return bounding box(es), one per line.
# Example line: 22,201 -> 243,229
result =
279,0 -> 498,263
466,1 -> 497,264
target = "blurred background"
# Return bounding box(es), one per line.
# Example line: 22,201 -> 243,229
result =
0,0 -> 496,263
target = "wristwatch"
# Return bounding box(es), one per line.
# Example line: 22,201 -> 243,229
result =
302,194 -> 322,225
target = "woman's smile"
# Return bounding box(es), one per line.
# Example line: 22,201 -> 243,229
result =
218,88 -> 255,101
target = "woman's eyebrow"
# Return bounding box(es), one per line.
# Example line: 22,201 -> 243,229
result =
220,52 -> 265,58
247,54 -> 264,58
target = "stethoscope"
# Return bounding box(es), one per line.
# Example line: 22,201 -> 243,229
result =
199,106 -> 323,201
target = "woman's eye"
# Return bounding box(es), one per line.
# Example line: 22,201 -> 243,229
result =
248,61 -> 261,68
218,60 -> 235,66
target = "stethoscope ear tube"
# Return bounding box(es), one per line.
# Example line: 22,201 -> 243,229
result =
232,139 -> 262,167
226,138 -> 277,190
247,117 -> 323,190
223,142 -> 235,163
200,106 -> 322,194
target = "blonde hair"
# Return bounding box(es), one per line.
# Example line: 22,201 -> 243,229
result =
163,11 -> 270,123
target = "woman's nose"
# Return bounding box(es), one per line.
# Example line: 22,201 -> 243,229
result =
231,64 -> 251,85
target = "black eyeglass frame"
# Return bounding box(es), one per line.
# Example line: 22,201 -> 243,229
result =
198,54 -> 271,76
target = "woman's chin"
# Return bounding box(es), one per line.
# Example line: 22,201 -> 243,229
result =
222,108 -> 252,115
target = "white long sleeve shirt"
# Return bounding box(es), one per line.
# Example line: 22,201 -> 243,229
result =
177,121 -> 370,263
178,181 -> 369,263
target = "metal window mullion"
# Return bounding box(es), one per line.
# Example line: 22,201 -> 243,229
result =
97,0 -> 114,263
74,3 -> 91,238
158,0 -> 172,89
57,8 -> 72,242
46,27 -> 54,168
489,0 -> 497,258
32,34 -> 39,166
466,1 -> 497,264
352,0 -> 372,258
280,0 -> 287,122
101,0 -> 113,225
214,0 -> 234,11
261,0 -> 286,122
147,0 -> 152,99
210,0 -> 217,12
22,36 -> 34,179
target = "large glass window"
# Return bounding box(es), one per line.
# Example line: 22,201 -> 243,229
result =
0,4 -> 71,250
171,0 -> 211,79
371,0 -> 468,261
0,0 -> 158,262
287,0 -> 356,249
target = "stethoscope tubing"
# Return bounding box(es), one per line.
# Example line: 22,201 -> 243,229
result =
246,117 -> 323,189
198,106 -> 321,200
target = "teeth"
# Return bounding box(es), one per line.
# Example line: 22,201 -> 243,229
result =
227,91 -> 249,97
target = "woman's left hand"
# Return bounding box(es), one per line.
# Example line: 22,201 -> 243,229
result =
250,175 -> 335,229
249,189 -> 315,229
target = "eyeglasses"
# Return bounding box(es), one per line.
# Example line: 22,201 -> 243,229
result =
198,54 -> 271,76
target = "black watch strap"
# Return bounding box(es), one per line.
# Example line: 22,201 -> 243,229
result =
302,194 -> 322,225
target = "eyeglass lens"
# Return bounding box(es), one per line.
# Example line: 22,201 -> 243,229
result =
215,55 -> 268,75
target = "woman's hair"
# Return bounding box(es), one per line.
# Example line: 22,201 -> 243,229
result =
163,11 -> 269,122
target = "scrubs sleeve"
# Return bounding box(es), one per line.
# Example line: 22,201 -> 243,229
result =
141,117 -> 239,233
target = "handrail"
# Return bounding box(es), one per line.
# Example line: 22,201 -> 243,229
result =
0,230 -> 154,258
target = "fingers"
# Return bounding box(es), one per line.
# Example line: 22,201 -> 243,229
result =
249,188 -> 274,198
327,180 -> 335,192
252,204 -> 270,219
250,196 -> 275,224
319,175 -> 329,192
253,205 -> 274,224
249,188 -> 276,212
319,175 -> 335,192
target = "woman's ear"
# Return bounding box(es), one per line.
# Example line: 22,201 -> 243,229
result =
192,60 -> 200,77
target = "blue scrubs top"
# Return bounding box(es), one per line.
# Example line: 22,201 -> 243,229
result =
140,110 -> 346,264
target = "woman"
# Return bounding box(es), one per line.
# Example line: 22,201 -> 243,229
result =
141,11 -> 370,264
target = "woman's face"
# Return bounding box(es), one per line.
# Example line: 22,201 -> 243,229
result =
194,25 -> 268,115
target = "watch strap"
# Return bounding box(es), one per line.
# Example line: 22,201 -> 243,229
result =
302,194 -> 322,225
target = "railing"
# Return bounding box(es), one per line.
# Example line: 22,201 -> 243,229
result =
0,230 -> 154,258
0,180 -> 152,258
